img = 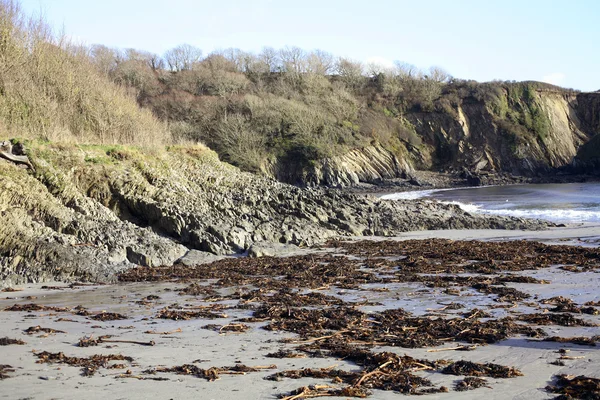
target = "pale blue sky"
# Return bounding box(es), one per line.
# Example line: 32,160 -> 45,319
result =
20,0 -> 600,91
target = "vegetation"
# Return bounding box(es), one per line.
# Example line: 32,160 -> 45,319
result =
0,0 -> 168,146
87,40 -> 583,173
0,0 -> 587,178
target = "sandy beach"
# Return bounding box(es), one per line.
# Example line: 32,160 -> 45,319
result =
1,226 -> 599,400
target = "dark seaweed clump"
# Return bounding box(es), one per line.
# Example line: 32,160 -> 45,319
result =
546,374 -> 600,399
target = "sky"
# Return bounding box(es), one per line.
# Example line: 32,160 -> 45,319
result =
19,0 -> 600,91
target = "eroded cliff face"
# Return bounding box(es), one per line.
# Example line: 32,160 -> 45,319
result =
267,144 -> 413,187
406,91 -> 598,177
272,90 -> 600,187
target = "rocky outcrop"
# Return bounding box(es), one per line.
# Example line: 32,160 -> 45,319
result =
567,133 -> 600,175
406,90 -> 600,178
0,141 -> 551,286
265,90 -> 600,188
268,143 -> 412,187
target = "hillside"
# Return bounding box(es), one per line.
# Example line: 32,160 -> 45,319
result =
95,46 -> 600,186
0,0 -> 167,145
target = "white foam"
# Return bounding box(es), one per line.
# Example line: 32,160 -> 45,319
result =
440,201 -> 482,214
481,208 -> 600,222
380,187 -> 462,201
382,185 -> 600,223
380,189 -> 438,200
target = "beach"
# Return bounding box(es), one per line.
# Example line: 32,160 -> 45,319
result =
1,225 -> 599,400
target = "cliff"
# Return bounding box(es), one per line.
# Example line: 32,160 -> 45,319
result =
266,143 -> 413,187
266,86 -> 600,186
405,88 -> 598,176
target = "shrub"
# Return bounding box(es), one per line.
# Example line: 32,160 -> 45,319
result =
0,0 -> 168,146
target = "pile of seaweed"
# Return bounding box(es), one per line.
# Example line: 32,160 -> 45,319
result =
546,374 -> 600,399
35,351 -> 134,376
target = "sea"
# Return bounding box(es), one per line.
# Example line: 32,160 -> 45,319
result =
381,182 -> 600,224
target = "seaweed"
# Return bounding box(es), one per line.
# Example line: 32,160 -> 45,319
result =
454,376 -> 489,391
546,374 -> 600,399
441,361 -> 523,378
0,337 -> 25,345
156,307 -> 228,320
4,303 -> 71,312
88,312 -> 129,321
24,325 -> 66,335
518,313 -> 597,327
34,351 -> 133,376
78,335 -> 114,347
202,323 -> 250,333
149,363 -> 276,381
265,349 -> 307,359
0,364 -> 15,380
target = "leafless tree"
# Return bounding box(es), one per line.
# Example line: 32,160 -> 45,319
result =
393,61 -> 421,79
164,44 -> 202,71
89,44 -> 119,75
306,49 -> 334,75
335,57 -> 364,89
366,62 -> 394,78
279,46 -> 306,74
204,52 -> 237,72
427,66 -> 451,83
241,53 -> 269,76
217,48 -> 249,72
148,53 -> 165,70
259,46 -> 279,73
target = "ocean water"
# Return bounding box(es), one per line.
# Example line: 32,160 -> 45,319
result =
381,182 -> 600,223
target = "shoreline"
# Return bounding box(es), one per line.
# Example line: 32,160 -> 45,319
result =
346,171 -> 600,196
1,227 -> 599,399
362,223 -> 600,248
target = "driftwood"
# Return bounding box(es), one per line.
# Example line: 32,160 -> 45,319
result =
0,140 -> 34,170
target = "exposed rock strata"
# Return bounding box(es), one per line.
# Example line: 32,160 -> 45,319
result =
268,144 -> 412,187
272,91 -> 600,187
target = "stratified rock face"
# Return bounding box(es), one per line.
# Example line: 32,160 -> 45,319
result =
0,142 -> 550,285
268,143 -> 412,187
406,91 -> 599,176
570,133 -> 600,175
268,90 -> 600,187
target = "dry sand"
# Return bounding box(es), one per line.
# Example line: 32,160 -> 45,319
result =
1,225 -> 599,399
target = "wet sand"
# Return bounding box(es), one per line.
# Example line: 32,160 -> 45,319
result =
1,227 -> 599,399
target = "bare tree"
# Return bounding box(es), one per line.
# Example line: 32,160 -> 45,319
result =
393,61 -> 421,79
259,46 -> 279,73
335,57 -> 364,89
242,53 -> 269,76
204,52 -> 237,72
148,53 -> 165,71
219,48 -> 248,72
89,44 -> 120,75
306,49 -> 334,75
366,62 -> 394,78
428,66 -> 451,83
164,44 -> 202,71
279,46 -> 306,74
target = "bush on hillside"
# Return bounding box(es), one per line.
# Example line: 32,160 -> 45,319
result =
0,0 -> 168,145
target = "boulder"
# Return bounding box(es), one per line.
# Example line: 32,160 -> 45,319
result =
248,242 -> 302,258
177,250 -> 224,266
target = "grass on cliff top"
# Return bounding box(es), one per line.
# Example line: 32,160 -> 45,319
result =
10,139 -> 219,167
